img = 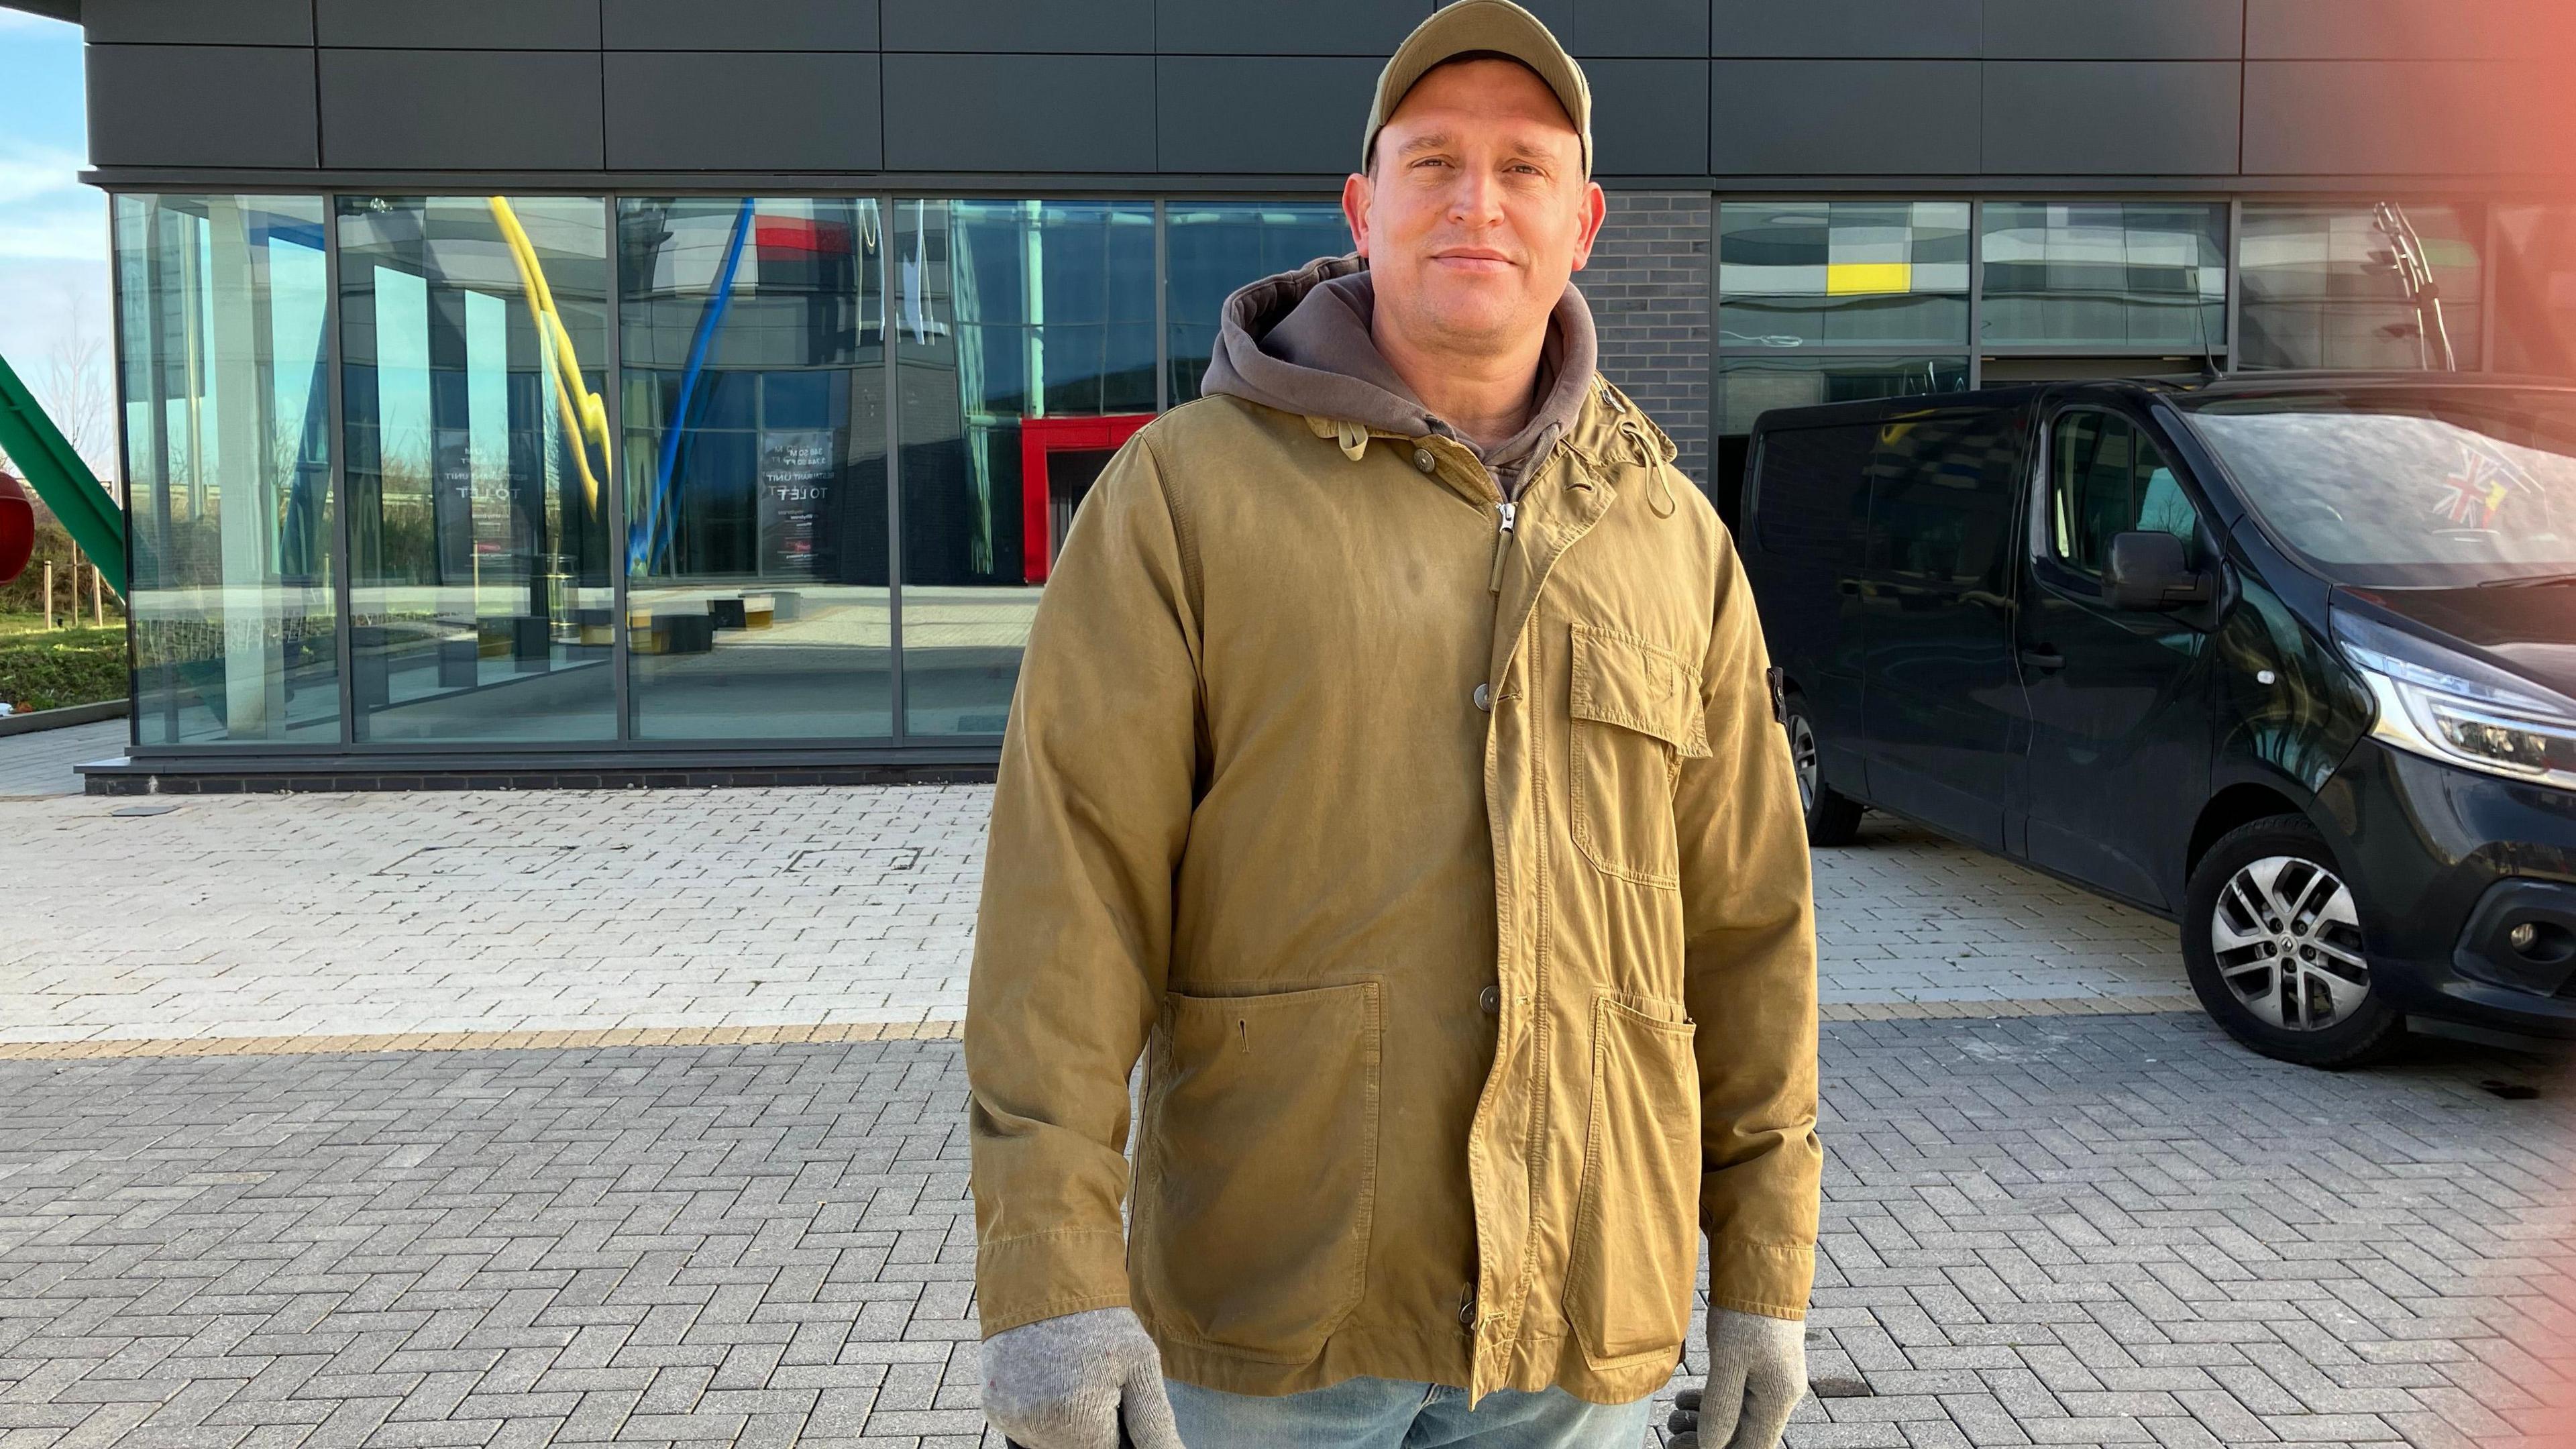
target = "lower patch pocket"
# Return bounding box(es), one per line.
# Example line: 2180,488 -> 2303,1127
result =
1134,980 -> 1383,1362
1562,993 -> 1702,1366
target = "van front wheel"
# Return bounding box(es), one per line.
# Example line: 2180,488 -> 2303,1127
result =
2182,814 -> 2403,1068
1784,696 -> 1864,847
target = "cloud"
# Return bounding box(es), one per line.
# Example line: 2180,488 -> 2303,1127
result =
0,140 -> 101,264
0,12 -> 74,34
0,143 -> 87,205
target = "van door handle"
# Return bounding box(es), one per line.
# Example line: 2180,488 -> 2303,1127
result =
2019,645 -> 2066,673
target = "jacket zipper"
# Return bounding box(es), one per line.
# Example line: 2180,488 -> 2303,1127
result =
1486,499 -> 1517,594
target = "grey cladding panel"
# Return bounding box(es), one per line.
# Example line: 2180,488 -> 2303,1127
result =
87,44 -> 317,167
606,53 -> 881,170
86,0 -> 311,45
1984,0 -> 2243,59
2243,58 -> 2553,174
1574,0 -> 1711,57
318,0 -> 601,48
1711,60 -> 1978,174
1159,0 -> 1431,55
1712,1 -> 1982,57
883,54 -> 1155,172
881,0 -> 1150,53
1155,58 -> 1380,174
321,50 -> 605,169
1585,59 -> 1707,174
2247,0 -> 2528,59
1982,62 -> 2241,174
603,0 -> 881,49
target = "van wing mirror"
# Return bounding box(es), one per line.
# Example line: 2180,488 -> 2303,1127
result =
2104,531 -> 2212,611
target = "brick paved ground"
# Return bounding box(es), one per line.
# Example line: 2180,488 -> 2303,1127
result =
3,729 -> 2564,1446
0,1018 -> 2565,1449
0,784 -> 2183,1047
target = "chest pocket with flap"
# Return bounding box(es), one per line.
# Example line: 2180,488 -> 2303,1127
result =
1568,621 -> 1711,890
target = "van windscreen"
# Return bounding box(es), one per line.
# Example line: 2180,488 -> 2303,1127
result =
2184,388 -> 2576,588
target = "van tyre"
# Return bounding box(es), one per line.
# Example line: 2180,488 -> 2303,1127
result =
2182,814 -> 2403,1069
1783,696 -> 1864,847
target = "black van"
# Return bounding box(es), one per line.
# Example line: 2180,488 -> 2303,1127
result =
1740,374 -> 2576,1067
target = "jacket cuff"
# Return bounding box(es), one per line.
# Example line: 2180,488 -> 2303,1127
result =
975,1228 -> 1132,1338
1704,1238 -> 1815,1321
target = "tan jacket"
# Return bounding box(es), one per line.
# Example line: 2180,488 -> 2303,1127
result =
965,364 -> 1821,1406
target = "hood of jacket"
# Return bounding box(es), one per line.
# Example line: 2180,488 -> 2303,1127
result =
1199,250 -> 1599,498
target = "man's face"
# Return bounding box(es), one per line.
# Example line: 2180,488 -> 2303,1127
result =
1345,56 -> 1605,352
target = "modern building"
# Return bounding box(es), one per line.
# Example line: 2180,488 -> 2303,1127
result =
15,0 -> 2576,788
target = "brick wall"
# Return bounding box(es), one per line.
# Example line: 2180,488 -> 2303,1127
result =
1582,191 -> 1712,488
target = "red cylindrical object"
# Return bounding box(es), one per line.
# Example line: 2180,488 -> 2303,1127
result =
0,472 -> 33,586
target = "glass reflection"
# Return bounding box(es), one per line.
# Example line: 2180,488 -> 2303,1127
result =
2238,202 -> 2483,372
1719,201 -> 1970,348
1980,203 -> 2227,351
117,194 -> 338,745
896,199 -> 1155,737
1165,202 -> 1352,404
1718,356 -> 1970,435
619,197 -> 889,741
337,196 -> 614,741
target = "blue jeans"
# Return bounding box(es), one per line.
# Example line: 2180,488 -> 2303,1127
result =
1165,1375 -> 1653,1449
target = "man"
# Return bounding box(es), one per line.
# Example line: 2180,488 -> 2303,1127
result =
965,3 -> 1821,1446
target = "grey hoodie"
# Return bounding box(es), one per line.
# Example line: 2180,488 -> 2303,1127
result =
1199,251 -> 1599,502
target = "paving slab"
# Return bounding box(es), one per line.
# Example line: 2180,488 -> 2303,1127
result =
0,1017 -> 2562,1448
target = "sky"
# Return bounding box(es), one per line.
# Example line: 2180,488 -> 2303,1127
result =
0,11 -> 109,472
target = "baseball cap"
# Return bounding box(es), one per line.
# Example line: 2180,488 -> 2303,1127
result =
1362,0 -> 1594,180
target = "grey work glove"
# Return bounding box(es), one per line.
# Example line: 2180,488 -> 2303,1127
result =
1665,1309 -> 1808,1449
980,1306 -> 1184,1449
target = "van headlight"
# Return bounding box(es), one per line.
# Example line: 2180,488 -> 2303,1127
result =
2332,608 -> 2576,786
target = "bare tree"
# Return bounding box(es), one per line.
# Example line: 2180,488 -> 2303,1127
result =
36,300 -> 117,492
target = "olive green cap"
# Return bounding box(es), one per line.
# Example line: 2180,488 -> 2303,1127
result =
1362,0 -> 1593,179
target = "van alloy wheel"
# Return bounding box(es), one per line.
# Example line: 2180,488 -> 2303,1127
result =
1788,714 -> 1821,813
2207,854 -> 2370,1030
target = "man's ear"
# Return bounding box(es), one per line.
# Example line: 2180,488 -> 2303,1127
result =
1342,171 -> 1373,259
1568,180 -> 1607,272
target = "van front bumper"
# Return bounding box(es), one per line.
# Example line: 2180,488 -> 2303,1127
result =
2326,739 -> 2576,1042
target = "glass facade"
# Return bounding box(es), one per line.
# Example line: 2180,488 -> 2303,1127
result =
107,187 -> 2540,759
2238,202 -> 2483,372
1718,201 -> 1969,349
339,196 -> 616,742
1717,356 -> 1970,435
1978,202 -> 2227,352
620,197 -> 890,741
895,199 -> 1156,737
119,194 -> 338,747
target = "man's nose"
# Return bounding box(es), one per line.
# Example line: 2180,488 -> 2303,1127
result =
1444,168 -> 1506,226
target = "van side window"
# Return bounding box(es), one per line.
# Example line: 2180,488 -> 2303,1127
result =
2051,411 -> 2196,576
1753,423 -> 1876,562
1866,413 -> 2023,591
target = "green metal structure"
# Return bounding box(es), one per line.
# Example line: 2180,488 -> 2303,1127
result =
0,346 -> 125,596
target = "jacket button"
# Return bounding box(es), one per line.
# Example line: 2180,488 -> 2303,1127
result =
1472,682 -> 1492,711
1479,984 -> 1501,1014
1413,447 -> 1436,474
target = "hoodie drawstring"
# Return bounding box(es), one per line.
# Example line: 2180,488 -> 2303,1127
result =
1305,414 -> 1371,462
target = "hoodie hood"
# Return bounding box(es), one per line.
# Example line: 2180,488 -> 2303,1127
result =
1200,251 -> 1599,498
